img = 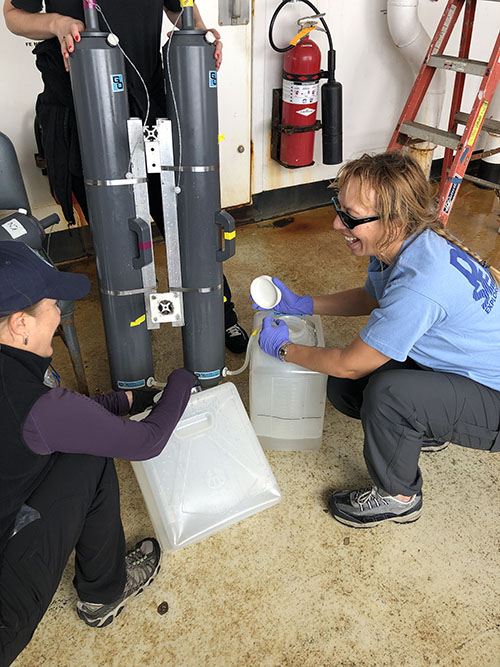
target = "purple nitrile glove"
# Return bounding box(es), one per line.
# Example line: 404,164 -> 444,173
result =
258,316 -> 290,360
252,278 -> 313,315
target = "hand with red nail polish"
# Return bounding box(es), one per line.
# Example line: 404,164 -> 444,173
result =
50,16 -> 85,71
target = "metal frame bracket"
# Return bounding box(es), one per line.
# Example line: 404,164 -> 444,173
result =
149,291 -> 185,325
127,118 -> 159,330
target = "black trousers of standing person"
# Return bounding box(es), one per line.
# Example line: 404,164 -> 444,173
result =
0,454 -> 126,666
327,359 -> 500,498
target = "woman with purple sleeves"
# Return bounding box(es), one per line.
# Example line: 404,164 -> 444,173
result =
0,240 -> 197,664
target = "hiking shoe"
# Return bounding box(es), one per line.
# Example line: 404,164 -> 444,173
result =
225,322 -> 249,354
328,486 -> 422,529
421,439 -> 449,453
77,537 -> 162,628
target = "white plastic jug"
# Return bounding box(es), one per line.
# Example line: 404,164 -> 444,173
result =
131,382 -> 281,551
250,311 -> 327,451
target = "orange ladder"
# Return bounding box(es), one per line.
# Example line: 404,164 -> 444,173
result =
387,0 -> 500,224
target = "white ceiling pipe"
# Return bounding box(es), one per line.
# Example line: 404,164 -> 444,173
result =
387,0 -> 446,174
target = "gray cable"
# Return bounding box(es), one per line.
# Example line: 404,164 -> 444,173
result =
165,9 -> 184,189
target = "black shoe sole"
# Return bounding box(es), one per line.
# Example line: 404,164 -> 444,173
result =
330,509 -> 422,529
328,495 -> 423,529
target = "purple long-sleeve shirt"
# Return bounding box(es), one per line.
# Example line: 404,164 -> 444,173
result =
22,368 -> 197,461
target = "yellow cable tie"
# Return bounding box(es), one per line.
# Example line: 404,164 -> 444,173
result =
224,230 -> 236,240
290,26 -> 316,46
130,314 -> 146,327
251,329 -> 259,336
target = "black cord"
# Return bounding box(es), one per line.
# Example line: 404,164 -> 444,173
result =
268,0 -> 333,54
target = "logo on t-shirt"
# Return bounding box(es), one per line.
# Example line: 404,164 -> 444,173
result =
448,243 -> 498,313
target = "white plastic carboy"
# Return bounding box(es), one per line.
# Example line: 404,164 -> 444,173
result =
250,310 -> 327,451
131,382 -> 281,552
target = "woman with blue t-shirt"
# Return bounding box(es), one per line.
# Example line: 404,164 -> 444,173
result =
256,151 -> 500,529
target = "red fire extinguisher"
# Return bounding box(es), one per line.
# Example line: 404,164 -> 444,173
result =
280,34 -> 322,168
269,1 -> 343,168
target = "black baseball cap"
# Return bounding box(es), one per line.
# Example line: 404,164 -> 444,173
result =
0,241 -> 90,317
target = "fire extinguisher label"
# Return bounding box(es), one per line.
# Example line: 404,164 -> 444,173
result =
282,79 -> 319,105
296,108 -> 315,117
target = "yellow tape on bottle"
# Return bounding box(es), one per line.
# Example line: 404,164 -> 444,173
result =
130,314 -> 146,327
224,231 -> 236,240
180,0 -> 193,7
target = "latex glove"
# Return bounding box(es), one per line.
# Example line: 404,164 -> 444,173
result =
252,278 -> 313,316
129,387 -> 162,416
258,316 -> 290,360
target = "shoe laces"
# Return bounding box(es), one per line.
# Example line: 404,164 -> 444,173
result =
124,542 -> 155,593
226,324 -> 244,338
353,486 -> 389,511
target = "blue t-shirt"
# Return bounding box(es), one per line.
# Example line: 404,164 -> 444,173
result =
360,229 -> 500,390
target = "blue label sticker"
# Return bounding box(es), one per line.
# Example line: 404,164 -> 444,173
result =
111,74 -> 125,92
117,379 -> 146,389
443,177 -> 462,214
194,370 -> 221,380
209,71 -> 217,88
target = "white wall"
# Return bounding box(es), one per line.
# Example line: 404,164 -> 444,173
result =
1,0 -> 499,220
252,0 -> 500,194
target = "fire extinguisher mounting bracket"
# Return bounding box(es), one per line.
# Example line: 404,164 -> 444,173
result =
278,121 -> 322,136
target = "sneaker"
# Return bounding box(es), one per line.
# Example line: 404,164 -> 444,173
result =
77,537 -> 162,628
421,439 -> 449,453
225,322 -> 249,354
328,486 -> 422,529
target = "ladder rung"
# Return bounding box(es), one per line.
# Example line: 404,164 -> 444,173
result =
454,112 -> 500,135
428,55 -> 488,76
399,121 -> 460,149
463,174 -> 500,190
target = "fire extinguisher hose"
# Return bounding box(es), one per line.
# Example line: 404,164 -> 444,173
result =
268,0 -> 334,56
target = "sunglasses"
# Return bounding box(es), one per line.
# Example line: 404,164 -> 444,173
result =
331,189 -> 380,230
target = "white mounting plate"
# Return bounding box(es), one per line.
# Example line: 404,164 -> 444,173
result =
149,291 -> 184,326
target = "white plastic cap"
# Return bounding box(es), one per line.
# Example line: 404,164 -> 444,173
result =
204,31 -> 217,45
250,275 -> 281,310
106,33 -> 120,47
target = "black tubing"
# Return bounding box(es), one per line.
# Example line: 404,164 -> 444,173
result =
268,0 -> 334,54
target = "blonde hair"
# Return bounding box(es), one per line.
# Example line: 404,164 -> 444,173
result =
336,151 -> 500,286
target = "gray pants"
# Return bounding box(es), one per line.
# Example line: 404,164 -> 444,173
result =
327,359 -> 500,496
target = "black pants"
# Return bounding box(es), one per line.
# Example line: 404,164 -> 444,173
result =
74,173 -> 237,329
327,359 -> 500,497
0,454 -> 125,666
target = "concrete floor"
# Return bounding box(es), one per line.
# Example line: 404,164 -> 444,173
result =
14,182 -> 500,666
